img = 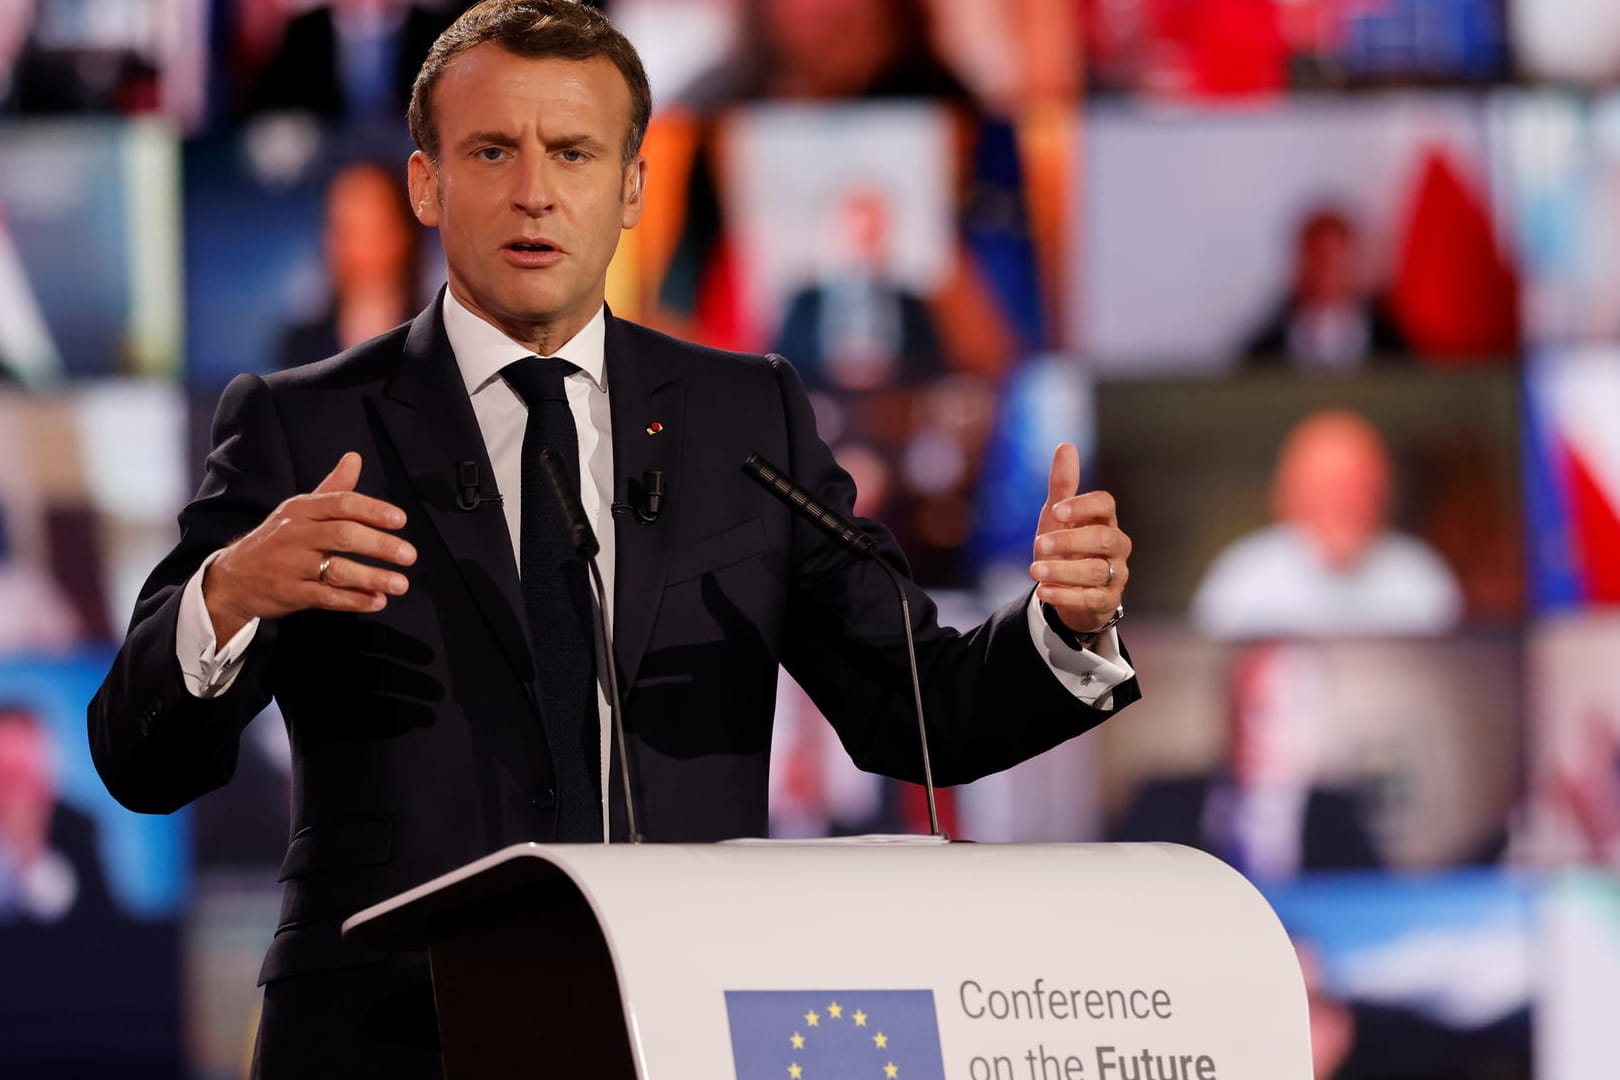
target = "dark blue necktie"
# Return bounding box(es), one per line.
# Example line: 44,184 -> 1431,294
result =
500,356 -> 598,840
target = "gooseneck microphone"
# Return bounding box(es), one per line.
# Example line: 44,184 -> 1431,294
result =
539,450 -> 600,559
539,448 -> 640,843
742,453 -> 942,838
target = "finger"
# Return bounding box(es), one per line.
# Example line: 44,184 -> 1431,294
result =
1045,443 -> 1081,509
1034,524 -> 1129,560
1031,556 -> 1121,590
303,581 -> 389,614
302,490 -> 408,531
314,451 -> 363,495
1050,490 -> 1118,528
1036,583 -> 1117,626
314,554 -> 410,597
312,520 -> 418,567
1038,444 -> 1082,534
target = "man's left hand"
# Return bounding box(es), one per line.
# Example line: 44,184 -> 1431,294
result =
1031,443 -> 1131,637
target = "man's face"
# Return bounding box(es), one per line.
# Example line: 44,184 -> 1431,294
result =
1274,415 -> 1391,571
326,165 -> 413,295
408,46 -> 645,349
1296,222 -> 1358,307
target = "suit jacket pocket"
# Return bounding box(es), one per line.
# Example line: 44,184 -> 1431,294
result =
257,917 -> 389,986
665,517 -> 767,587
276,815 -> 394,882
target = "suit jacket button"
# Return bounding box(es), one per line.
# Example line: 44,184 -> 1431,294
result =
531,787 -> 556,810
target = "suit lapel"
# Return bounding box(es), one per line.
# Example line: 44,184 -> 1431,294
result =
605,313 -> 684,693
374,297 -> 540,710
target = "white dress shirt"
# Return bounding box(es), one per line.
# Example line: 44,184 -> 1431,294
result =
175,291 -> 1134,840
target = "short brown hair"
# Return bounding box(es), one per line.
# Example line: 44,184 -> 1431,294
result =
407,0 -> 652,170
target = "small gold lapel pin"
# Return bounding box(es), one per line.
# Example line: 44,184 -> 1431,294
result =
645,421 -> 664,435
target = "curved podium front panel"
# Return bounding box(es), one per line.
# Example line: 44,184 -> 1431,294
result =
346,840 -> 1311,1079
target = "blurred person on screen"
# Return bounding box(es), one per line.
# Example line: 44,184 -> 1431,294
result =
243,0 -> 466,125
0,0 -> 161,114
679,0 -> 970,109
773,186 -> 945,394
274,160 -> 427,370
1111,643 -> 1381,880
0,503 -> 82,651
1242,207 -> 1409,373
769,185 -> 952,568
88,3 -> 1138,1074
1191,410 -> 1462,638
0,702 -> 113,923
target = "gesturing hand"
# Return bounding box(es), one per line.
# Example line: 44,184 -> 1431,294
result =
1031,443 -> 1131,639
202,452 -> 417,642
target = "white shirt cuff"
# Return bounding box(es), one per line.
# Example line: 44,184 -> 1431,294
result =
176,551 -> 261,699
1024,592 -> 1136,711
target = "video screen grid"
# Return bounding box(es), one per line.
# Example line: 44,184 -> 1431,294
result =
3,1 -> 1620,1076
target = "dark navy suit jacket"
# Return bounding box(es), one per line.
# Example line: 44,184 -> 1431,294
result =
88,296 -> 1137,1076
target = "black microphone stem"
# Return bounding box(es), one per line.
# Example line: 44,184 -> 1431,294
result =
540,449 -> 641,843
871,557 -> 940,837
742,453 -> 943,838
587,556 -> 639,844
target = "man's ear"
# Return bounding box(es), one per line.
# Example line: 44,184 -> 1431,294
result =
621,156 -> 647,229
408,150 -> 441,227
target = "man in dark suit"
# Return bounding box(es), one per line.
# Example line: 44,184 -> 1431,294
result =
1110,644 -> 1379,879
89,2 -> 1139,1076
243,1 -> 464,125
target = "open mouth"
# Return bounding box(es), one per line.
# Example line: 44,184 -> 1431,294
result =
508,241 -> 558,253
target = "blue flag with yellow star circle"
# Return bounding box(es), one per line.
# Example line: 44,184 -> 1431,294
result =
725,989 -> 946,1079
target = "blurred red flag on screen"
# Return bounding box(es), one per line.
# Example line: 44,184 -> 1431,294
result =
1564,443 -> 1620,603
1389,152 -> 1520,362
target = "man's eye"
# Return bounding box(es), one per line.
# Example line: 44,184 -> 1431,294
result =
559,149 -> 588,164
476,147 -> 506,162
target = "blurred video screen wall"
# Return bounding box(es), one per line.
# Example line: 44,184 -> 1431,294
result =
4,0 -> 1620,1077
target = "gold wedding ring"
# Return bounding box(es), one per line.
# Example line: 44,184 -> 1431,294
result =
318,555 -> 334,585
1106,560 -> 1116,586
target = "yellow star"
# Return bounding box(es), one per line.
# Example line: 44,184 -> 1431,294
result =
805,1010 -> 820,1027
788,1065 -> 803,1080
873,1032 -> 888,1049
828,1002 -> 843,1020
790,1033 -> 805,1050
885,1064 -> 899,1078
852,1010 -> 868,1027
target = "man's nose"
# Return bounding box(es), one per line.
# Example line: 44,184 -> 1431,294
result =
512,156 -> 556,214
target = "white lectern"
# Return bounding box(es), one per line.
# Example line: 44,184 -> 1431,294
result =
344,840 -> 1311,1079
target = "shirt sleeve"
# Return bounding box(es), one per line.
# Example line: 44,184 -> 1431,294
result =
1024,592 -> 1136,711
175,551 -> 262,699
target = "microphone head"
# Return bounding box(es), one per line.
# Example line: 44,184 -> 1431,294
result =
742,452 -> 874,556
539,448 -> 601,558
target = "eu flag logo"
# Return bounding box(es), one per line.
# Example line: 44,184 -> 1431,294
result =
726,990 -> 946,1079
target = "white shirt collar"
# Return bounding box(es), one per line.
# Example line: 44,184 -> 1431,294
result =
441,288 -> 608,397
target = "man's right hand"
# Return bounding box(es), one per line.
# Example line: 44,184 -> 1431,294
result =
202,451 -> 416,642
